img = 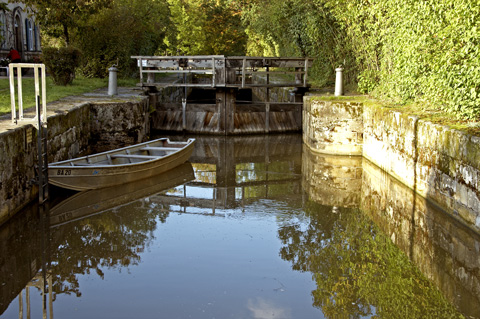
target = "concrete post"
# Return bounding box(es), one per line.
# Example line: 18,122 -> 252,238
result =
108,66 -> 118,96
335,67 -> 344,96
147,72 -> 155,84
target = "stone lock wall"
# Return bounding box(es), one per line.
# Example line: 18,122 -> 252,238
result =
303,98 -> 363,155
89,99 -> 150,152
303,96 -> 480,233
0,127 -> 38,224
0,92 -> 150,225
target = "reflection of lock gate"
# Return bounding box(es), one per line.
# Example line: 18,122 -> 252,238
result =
144,135 -> 304,215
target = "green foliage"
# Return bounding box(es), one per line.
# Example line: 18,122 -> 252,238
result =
242,0 -> 480,119
42,46 -> 81,85
74,0 -> 172,78
166,0 -> 247,55
358,69 -> 378,94
27,0 -> 480,118
22,0 -> 112,45
241,0 -> 355,87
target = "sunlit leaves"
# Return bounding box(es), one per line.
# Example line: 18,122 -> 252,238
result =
167,0 -> 247,55
243,0 -> 480,119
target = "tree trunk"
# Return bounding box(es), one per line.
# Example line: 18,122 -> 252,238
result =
63,24 -> 70,45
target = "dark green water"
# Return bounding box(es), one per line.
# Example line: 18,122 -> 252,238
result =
0,134 -> 477,318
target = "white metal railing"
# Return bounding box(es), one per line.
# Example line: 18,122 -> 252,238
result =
133,55 -> 223,88
131,55 -> 314,88
10,63 -> 47,129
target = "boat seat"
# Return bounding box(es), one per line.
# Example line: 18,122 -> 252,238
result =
111,154 -> 159,160
141,146 -> 179,152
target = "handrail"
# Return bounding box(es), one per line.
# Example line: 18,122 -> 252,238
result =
10,63 -> 47,129
131,55 -> 314,89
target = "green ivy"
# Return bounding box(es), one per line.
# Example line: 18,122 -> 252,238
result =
242,0 -> 480,120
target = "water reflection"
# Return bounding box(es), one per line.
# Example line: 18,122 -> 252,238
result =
188,135 -> 302,212
50,163 -> 194,226
0,134 -> 476,318
361,159 -> 480,318
301,147 -> 479,318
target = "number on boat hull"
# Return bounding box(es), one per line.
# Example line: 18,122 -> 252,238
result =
56,169 -> 72,176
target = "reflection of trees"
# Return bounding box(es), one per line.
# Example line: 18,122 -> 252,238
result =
278,200 -> 463,318
193,164 -> 217,184
49,200 -> 171,299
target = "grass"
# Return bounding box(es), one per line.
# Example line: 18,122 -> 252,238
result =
0,76 -> 138,115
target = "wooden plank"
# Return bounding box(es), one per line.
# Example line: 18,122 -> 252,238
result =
142,69 -> 214,74
71,162 -> 95,166
156,103 -> 217,112
132,56 -> 224,69
132,55 -> 224,60
226,89 -> 235,134
142,82 -> 309,89
225,57 -> 313,68
235,103 -> 302,112
242,71 -> 305,75
217,89 -> 226,133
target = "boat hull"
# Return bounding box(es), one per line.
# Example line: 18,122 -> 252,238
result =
48,138 -> 195,191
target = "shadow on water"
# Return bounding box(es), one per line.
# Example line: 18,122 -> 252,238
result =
0,134 -> 477,318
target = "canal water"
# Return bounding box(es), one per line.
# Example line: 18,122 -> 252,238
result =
1,134 -> 479,318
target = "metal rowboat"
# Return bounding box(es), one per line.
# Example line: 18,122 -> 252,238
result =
48,138 -> 195,191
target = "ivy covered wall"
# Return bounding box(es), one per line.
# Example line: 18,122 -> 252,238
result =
243,0 -> 480,120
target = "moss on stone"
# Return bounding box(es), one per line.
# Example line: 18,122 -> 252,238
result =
314,95 -> 480,137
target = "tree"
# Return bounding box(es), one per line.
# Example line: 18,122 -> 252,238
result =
21,0 -> 112,45
166,0 -> 247,55
200,0 -> 247,55
241,0 -> 351,86
74,0 -> 172,77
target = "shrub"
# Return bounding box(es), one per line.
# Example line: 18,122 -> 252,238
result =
42,46 -> 81,85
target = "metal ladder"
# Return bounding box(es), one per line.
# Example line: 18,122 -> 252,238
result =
9,63 -> 49,203
36,95 -> 49,204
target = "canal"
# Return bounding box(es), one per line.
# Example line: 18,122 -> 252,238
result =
1,134 -> 478,318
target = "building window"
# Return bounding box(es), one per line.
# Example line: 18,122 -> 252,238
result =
15,13 -> 22,52
25,19 -> 34,51
34,24 -> 39,51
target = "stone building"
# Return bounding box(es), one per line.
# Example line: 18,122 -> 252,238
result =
0,1 -> 41,62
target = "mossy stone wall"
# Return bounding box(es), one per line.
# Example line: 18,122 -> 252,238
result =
303,98 -> 363,155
